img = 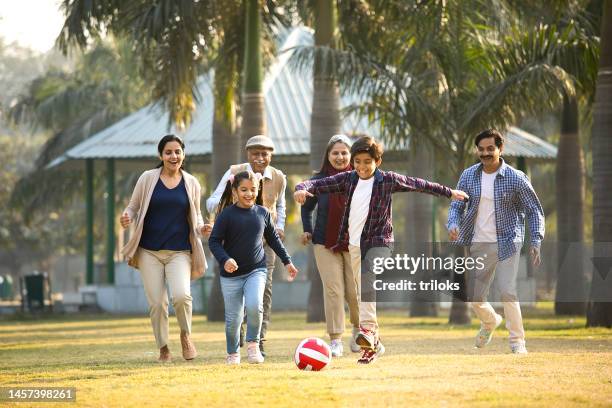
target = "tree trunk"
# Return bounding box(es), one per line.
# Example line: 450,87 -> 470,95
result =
449,153 -> 471,325
240,0 -> 265,160
306,0 -> 341,323
587,0 -> 612,328
555,94 -> 586,315
207,118 -> 240,321
408,142 -> 439,316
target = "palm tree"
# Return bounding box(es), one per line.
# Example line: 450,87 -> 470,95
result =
293,0 -> 598,323
511,1 -> 600,316
587,0 -> 612,328
9,39 -> 151,213
7,39 -> 152,286
240,0 -> 266,159
57,0 -> 289,320
555,94 -> 587,315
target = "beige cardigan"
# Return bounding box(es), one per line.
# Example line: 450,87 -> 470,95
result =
121,168 -> 207,280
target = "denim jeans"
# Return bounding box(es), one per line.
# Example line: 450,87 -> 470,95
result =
220,267 -> 267,354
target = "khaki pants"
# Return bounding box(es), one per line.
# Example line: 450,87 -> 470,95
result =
349,244 -> 378,332
260,244 -> 276,339
313,244 -> 360,339
138,248 -> 192,349
468,243 -> 525,345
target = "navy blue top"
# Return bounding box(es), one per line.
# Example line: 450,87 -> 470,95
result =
208,204 -> 291,278
300,172 -> 330,245
139,177 -> 192,251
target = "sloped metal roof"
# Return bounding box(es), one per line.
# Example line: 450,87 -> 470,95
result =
504,126 -> 557,159
49,26 -> 556,166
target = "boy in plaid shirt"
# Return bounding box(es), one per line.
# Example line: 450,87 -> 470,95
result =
295,136 -> 468,364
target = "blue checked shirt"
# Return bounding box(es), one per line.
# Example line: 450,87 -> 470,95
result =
447,159 -> 545,261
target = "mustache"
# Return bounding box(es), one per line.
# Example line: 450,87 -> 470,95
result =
479,155 -> 494,159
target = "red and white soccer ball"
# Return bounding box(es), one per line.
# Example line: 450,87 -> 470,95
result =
294,337 -> 331,371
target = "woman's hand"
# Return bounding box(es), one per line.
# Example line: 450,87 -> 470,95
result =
201,223 -> 213,238
120,212 -> 131,229
301,232 -> 312,246
224,258 -> 238,273
286,263 -> 299,281
294,190 -> 313,205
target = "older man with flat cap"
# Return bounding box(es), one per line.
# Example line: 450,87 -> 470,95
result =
206,135 -> 287,356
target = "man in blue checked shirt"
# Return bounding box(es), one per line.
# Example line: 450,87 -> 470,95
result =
447,129 -> 544,355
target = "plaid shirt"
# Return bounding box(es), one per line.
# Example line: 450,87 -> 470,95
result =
447,159 -> 545,261
296,169 -> 452,257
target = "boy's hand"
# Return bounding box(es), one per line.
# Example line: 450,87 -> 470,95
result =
286,263 -> 299,281
294,190 -> 313,205
120,212 -> 131,229
224,258 -> 238,273
451,189 -> 469,202
301,232 -> 312,245
276,228 -> 285,241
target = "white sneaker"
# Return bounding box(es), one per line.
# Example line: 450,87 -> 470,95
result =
510,343 -> 528,354
475,313 -> 503,348
350,327 -> 361,353
226,353 -> 240,365
247,342 -> 264,364
330,339 -> 343,357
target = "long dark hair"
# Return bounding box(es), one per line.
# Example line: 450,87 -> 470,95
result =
217,171 -> 264,217
156,134 -> 186,169
317,134 -> 353,175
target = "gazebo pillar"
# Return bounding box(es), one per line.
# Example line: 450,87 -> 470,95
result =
106,159 -> 115,284
86,159 -> 94,284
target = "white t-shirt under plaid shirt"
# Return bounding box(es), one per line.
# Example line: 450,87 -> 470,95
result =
348,177 -> 374,247
473,169 -> 499,243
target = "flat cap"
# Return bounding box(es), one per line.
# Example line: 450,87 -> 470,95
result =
245,135 -> 274,151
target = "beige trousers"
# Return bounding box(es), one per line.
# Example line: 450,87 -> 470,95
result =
313,244 -> 360,339
468,243 -> 525,345
348,245 -> 378,332
137,248 -> 192,349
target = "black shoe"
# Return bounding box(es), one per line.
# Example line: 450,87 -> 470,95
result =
259,339 -> 266,357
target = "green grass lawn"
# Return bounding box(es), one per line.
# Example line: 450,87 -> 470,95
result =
1,305 -> 611,407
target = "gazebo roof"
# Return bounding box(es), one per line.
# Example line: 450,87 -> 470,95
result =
49,27 -> 556,169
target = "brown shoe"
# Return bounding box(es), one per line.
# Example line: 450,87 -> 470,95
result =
180,331 -> 197,360
159,345 -> 171,362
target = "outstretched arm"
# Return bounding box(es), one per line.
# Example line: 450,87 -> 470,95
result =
297,172 -> 350,194
447,170 -> 469,240
206,168 -> 232,215
391,172 -> 452,197
391,172 -> 468,201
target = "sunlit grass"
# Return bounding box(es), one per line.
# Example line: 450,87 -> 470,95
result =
1,306 -> 611,407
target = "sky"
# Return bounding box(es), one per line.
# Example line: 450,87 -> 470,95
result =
0,0 -> 65,53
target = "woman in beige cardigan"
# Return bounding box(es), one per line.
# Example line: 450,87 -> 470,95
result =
120,134 -> 207,362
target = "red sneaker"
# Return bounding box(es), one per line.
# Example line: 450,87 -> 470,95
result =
357,340 -> 385,364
